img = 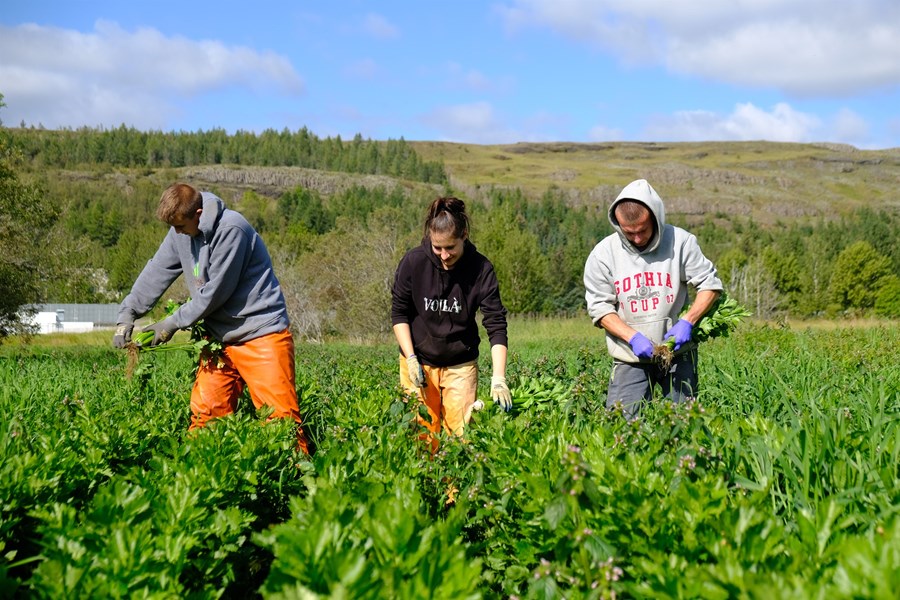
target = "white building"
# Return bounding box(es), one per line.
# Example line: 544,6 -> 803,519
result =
26,304 -> 118,334
33,311 -> 64,334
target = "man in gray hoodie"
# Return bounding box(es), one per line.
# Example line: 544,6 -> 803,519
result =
112,183 -> 311,453
584,179 -> 722,418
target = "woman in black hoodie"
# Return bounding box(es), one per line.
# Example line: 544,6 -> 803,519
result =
391,197 -> 511,450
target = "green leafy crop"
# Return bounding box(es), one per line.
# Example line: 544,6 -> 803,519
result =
654,292 -> 751,367
125,299 -> 225,381
690,292 -> 752,344
132,299 -> 224,358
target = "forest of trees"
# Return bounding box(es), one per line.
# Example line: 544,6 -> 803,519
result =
2,102 -> 899,341
14,123 -> 447,184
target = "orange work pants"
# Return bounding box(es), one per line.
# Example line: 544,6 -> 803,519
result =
399,356 -> 478,452
190,329 -> 311,454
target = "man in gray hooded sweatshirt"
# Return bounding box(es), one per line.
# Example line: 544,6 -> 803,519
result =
584,179 -> 722,417
112,183 -> 311,453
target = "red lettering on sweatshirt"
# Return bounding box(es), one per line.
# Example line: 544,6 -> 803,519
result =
614,272 -> 674,296
630,297 -> 661,313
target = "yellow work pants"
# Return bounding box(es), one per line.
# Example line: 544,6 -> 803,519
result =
399,355 -> 478,452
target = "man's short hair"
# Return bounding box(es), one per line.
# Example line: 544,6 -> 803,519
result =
157,183 -> 203,223
614,200 -> 650,224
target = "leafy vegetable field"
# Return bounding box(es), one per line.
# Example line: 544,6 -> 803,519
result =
1,322 -> 899,598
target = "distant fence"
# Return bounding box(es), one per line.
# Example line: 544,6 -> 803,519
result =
32,303 -> 121,327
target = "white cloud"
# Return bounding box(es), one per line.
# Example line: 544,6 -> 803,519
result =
0,21 -> 303,130
830,108 -> 869,144
460,69 -> 494,92
344,58 -> 380,80
445,62 -> 510,93
426,101 -> 497,131
886,118 -> 900,146
496,0 -> 663,64
588,124 -> 624,142
362,13 -> 399,40
422,101 -> 520,143
644,102 -> 821,142
422,102 -> 564,143
498,0 -> 900,95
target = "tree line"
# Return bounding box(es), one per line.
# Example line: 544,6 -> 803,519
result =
14,123 -> 447,184
2,100 -> 899,341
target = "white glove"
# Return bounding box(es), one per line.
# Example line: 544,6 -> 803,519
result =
491,375 -> 512,412
406,354 -> 426,388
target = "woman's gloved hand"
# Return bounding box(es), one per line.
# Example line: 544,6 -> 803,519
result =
406,354 -> 426,387
491,375 -> 512,412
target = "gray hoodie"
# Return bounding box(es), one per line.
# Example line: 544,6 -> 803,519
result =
584,179 -> 722,363
117,192 -> 289,343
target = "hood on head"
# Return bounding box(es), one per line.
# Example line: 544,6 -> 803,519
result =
198,192 -> 225,240
608,179 -> 666,253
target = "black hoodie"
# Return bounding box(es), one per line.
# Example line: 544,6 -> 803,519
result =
391,238 -> 508,367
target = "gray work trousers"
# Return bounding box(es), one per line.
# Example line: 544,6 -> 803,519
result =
606,348 -> 698,419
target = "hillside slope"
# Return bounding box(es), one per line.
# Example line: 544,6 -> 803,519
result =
411,140 -> 900,226
37,140 -> 900,229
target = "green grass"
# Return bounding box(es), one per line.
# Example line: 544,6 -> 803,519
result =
5,313 -> 883,358
0,329 -> 193,353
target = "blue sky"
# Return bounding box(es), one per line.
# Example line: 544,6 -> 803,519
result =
3,0 -> 899,148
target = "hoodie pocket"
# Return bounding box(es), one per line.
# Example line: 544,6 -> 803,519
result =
416,332 -> 473,365
607,316 -> 672,363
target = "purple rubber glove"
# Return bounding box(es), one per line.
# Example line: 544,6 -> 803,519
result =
663,319 -> 693,351
628,332 -> 655,359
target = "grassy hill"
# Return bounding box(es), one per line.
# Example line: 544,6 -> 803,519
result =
410,140 -> 900,226
29,139 -> 900,231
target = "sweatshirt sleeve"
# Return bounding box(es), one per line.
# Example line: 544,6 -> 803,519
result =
170,224 -> 250,329
478,261 -> 508,347
117,230 -> 183,323
583,243 -> 618,325
390,252 -> 414,326
681,234 -> 723,292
